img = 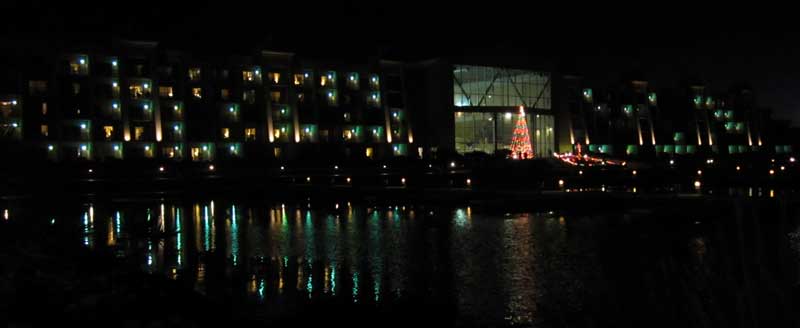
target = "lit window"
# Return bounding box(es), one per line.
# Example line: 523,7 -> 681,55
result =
347,72 -> 359,90
188,68 -> 201,81
293,74 -> 304,85
69,56 -> 89,75
320,72 -> 336,87
72,83 -> 81,95
103,126 -> 114,139
369,75 -> 379,89
245,128 -> 256,141
134,127 -> 144,141
221,89 -> 230,100
343,112 -> 351,122
222,128 -> 230,139
192,88 -> 202,99
40,125 -> 48,137
366,147 -> 374,159
268,72 -> 280,84
242,70 -> 255,82
41,102 -> 47,115
159,86 -> 173,98
270,91 -> 281,103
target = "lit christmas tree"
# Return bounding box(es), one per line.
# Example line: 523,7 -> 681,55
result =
510,107 -> 533,159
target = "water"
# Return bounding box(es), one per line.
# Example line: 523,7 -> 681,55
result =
2,196 -> 798,327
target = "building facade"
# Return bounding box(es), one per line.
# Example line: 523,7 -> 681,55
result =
0,40 -> 414,162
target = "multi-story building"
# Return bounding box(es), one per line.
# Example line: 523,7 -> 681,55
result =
0,40 -> 414,162
562,76 -> 796,159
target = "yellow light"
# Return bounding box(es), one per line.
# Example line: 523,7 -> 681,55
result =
401,177 -> 406,185
781,166 -> 786,171
694,180 -> 701,188
306,177 -> 311,182
736,166 -> 741,171
769,169 -> 775,175
558,179 -> 564,187
346,177 -> 351,183
697,170 -> 702,176
632,170 -> 637,176
209,164 -> 215,171
466,178 -> 472,186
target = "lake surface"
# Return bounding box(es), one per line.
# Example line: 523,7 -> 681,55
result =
2,195 -> 799,327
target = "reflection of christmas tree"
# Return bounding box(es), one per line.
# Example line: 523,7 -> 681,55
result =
510,109 -> 533,159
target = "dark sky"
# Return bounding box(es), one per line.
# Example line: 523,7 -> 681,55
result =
3,1 -> 799,124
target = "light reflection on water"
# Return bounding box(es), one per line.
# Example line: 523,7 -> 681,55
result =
52,198 -> 797,326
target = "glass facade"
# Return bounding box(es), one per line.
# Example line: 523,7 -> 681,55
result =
453,65 -> 551,109
455,112 -> 554,158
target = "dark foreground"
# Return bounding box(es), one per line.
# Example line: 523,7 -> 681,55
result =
1,191 -> 799,327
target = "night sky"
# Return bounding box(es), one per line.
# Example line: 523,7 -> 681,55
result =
3,1 -> 798,123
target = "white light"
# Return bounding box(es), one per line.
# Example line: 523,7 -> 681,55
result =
504,113 -> 512,120
632,170 -> 637,176
143,104 -> 149,110
174,125 -> 179,131
791,157 -> 796,163
697,170 -> 702,176
466,178 -> 472,186
694,180 -> 702,188
669,159 -> 674,165
346,177 -> 351,183
304,127 -> 310,133
112,82 -> 118,87
11,122 -> 18,128
202,145 -> 208,151
770,169 -> 775,175
334,165 -> 338,170
736,166 -> 741,171
173,146 -> 179,151
11,100 -> 17,105
112,103 -> 118,109
306,177 -> 311,182
328,92 -> 333,97
174,105 -> 179,110
350,76 -> 355,81
48,145 -> 54,151
230,145 -> 235,152
280,166 -> 285,170
393,112 -> 398,117
113,145 -> 119,151
208,164 -> 215,171
159,166 -> 165,172
88,169 -> 93,173
111,60 -> 117,66
781,166 -> 786,171
229,107 -> 234,112
304,73 -> 309,78
450,161 -> 456,168
143,83 -> 149,89
382,165 -> 387,169
80,123 -> 86,129
558,179 -> 564,187
79,58 -> 85,65
401,177 -> 406,184
80,145 -> 87,151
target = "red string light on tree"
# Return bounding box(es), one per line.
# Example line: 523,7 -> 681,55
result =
510,106 -> 533,159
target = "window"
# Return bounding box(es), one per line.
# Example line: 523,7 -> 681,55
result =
270,91 -> 282,103
192,88 -> 202,99
129,83 -> 151,99
368,92 -> 381,107
40,125 -> 48,137
453,65 -> 551,109
134,126 -> 144,141
219,69 -> 229,80
41,102 -> 47,115
343,112 -> 351,122
347,72 -> 359,90
366,147 -> 374,159
242,70 -> 255,82
243,90 -> 256,104
159,86 -> 173,98
293,74 -> 305,86
268,72 -> 281,84
72,83 -> 81,95
221,88 -> 230,100
454,111 -> 554,157
188,68 -> 201,81
103,126 -> 114,139
326,90 -> 338,106
369,75 -> 380,89
69,56 -> 89,75
245,128 -> 256,141
221,128 -> 230,139
320,71 -> 336,87
28,80 -> 47,95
